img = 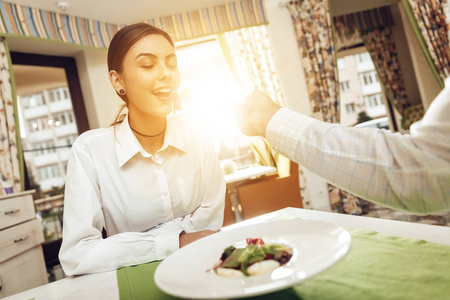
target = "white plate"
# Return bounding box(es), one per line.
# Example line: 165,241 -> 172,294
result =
154,219 -> 352,299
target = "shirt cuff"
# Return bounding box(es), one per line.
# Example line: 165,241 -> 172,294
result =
154,230 -> 183,259
266,108 -> 315,160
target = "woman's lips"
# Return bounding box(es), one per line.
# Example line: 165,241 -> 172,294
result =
153,88 -> 172,99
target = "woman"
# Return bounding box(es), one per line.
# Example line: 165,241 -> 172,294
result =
59,23 -> 225,276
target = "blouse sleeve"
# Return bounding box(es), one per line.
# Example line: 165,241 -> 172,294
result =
59,140 -> 183,276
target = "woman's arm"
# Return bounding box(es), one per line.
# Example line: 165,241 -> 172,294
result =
177,140 -> 226,232
59,140 -> 183,276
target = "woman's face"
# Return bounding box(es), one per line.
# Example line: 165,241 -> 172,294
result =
118,34 -> 180,119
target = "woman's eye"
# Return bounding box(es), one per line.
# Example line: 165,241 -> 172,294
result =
142,64 -> 155,69
167,57 -> 178,69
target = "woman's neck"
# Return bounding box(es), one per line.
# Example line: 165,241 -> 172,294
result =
128,112 -> 167,155
128,112 -> 166,137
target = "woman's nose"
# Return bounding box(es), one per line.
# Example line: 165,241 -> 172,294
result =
157,64 -> 170,81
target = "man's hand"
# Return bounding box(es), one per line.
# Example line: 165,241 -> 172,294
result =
236,90 -> 281,137
179,230 -> 218,248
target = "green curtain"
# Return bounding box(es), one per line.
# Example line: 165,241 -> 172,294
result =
0,37 -> 23,194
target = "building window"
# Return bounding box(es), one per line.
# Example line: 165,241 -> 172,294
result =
360,71 -> 378,86
63,88 -> 69,100
356,52 -> 371,63
68,112 -> 74,123
345,103 -> 355,113
337,58 -> 346,69
364,93 -> 383,108
340,81 -> 350,92
50,165 -> 60,178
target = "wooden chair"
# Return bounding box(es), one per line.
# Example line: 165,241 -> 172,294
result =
222,160 -> 302,226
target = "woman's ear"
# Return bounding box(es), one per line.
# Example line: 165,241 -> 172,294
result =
109,70 -> 124,94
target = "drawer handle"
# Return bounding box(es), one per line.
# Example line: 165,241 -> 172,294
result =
5,209 -> 21,215
14,235 -> 30,243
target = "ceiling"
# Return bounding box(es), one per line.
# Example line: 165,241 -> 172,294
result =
5,0 -> 234,24
5,0 -> 402,25
13,65 -> 67,95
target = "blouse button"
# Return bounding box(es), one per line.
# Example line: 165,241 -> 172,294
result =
162,192 -> 168,197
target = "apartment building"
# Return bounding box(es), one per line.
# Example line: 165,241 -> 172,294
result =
19,86 -> 78,192
338,51 -> 388,126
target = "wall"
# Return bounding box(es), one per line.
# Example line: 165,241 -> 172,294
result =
263,0 -> 310,115
397,3 -> 442,110
390,4 -> 422,108
264,0 -> 331,211
7,36 -> 122,130
74,49 -> 122,129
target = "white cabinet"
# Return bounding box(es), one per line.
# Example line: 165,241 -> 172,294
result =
0,191 -> 48,298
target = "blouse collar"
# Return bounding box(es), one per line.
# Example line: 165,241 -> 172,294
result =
115,114 -> 187,167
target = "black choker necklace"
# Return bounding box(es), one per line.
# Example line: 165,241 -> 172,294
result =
130,124 -> 165,139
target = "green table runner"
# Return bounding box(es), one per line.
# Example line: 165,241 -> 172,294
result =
117,229 -> 450,300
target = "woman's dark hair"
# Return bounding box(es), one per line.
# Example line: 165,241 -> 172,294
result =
108,23 -> 175,126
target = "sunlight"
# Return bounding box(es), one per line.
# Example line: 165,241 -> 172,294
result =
176,39 -> 246,142
175,38 -> 254,168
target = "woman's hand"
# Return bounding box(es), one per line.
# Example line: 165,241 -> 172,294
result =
179,230 -> 218,248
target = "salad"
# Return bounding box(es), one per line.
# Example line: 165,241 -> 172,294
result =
211,238 -> 294,277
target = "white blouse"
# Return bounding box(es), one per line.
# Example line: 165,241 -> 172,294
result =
59,113 -> 225,276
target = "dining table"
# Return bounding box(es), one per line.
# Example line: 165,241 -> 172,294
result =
4,207 -> 450,300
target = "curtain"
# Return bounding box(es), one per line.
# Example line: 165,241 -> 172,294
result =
0,38 -> 22,194
218,25 -> 284,168
218,25 -> 284,106
286,0 -> 339,123
333,6 -> 419,126
402,0 -> 450,86
285,0 -> 362,215
362,27 -> 410,116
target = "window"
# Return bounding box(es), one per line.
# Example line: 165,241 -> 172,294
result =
46,142 -> 55,153
67,112 -> 74,123
337,58 -> 346,69
50,165 -> 60,178
345,103 -> 355,113
175,38 -> 254,169
364,93 -> 384,108
360,71 -> 378,86
356,52 -> 371,63
340,81 -> 350,92
20,93 -> 45,108
63,89 -> 69,100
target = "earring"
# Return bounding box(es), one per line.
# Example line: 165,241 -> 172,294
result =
118,88 -> 126,95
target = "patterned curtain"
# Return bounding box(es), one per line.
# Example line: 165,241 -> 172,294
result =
362,27 -> 410,116
285,0 -> 362,215
402,0 -> 450,85
333,6 -> 416,123
218,25 -> 284,106
218,25 -> 285,168
286,0 -> 339,123
0,38 -> 22,194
